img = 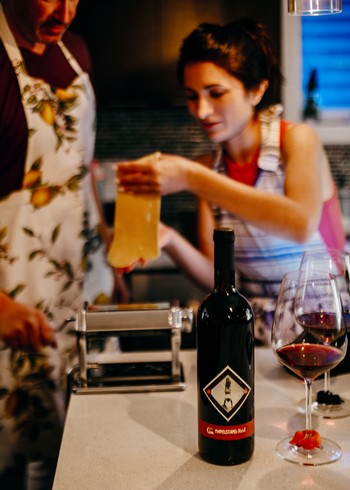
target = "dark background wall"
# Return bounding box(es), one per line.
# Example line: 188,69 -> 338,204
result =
71,0 -> 281,108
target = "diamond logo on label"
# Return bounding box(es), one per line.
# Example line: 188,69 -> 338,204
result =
203,365 -> 251,422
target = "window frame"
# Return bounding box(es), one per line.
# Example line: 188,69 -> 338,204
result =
280,0 -> 350,143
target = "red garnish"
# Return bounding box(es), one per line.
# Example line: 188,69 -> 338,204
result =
289,430 -> 321,450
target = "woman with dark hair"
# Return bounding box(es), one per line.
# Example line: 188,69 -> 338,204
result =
118,19 -> 345,344
176,19 -> 281,110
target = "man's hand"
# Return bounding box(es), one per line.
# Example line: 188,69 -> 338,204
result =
0,292 -> 57,351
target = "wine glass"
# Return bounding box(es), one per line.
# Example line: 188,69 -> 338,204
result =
271,270 -> 347,465
298,249 -> 350,418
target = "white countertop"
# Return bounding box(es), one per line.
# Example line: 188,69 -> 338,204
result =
53,348 -> 350,490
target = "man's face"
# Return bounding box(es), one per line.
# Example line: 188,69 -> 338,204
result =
10,0 -> 80,46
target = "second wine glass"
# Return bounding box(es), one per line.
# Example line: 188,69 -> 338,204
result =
298,249 -> 350,418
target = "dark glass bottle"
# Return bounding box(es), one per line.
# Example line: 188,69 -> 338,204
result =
197,228 -> 254,465
303,68 -> 320,121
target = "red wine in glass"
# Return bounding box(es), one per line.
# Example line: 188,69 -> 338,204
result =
296,312 -> 346,345
276,343 -> 344,381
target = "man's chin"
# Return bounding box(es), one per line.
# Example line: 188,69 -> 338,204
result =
38,33 -> 64,45
38,27 -> 67,43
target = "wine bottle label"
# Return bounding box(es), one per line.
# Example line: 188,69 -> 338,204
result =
198,419 -> 254,441
203,365 -> 251,422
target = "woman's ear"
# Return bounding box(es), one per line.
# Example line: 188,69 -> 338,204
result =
250,80 -> 269,106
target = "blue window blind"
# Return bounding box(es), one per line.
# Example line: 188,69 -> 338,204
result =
302,0 -> 350,110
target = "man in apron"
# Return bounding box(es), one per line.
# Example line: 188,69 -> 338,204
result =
0,1 -> 114,488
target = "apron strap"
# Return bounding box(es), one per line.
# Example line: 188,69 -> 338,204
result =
0,4 -> 24,67
58,40 -> 84,76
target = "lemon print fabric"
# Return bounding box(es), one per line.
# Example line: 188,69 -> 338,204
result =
23,83 -> 80,150
108,191 -> 161,272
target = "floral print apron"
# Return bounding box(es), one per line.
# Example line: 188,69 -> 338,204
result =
0,6 -> 113,485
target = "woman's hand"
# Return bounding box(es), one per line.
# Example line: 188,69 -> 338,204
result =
117,153 -> 191,196
0,292 -> 57,352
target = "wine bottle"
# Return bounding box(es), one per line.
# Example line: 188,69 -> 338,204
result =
197,228 -> 254,465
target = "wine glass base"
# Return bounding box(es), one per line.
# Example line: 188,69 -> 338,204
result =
275,436 -> 342,465
298,397 -> 350,418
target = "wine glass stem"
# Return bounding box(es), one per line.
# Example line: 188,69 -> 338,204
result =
324,370 -> 331,392
305,379 -> 313,430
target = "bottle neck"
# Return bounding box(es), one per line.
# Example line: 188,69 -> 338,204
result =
213,228 -> 236,291
215,269 -> 236,291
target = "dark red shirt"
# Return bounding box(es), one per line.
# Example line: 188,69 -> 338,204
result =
0,31 -> 92,197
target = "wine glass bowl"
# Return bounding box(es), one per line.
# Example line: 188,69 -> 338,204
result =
271,270 -> 347,465
298,249 -> 350,418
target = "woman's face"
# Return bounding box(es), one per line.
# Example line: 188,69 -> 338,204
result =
183,61 -> 259,144
7,0 -> 80,47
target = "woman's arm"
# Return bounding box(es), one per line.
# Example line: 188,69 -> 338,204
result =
118,124 -> 330,243
156,193 -> 216,292
159,220 -> 214,291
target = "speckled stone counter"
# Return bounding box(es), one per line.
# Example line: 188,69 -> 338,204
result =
53,348 -> 350,490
